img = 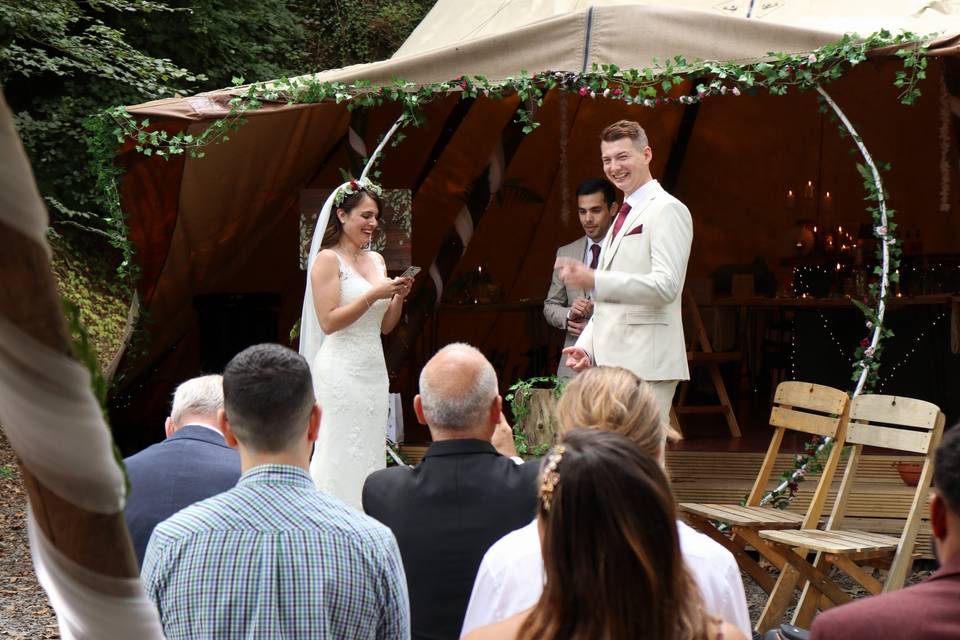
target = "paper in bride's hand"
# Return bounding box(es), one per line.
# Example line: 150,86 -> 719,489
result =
399,266 -> 421,279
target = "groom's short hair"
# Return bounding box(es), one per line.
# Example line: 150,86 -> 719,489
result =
223,344 -> 315,452
601,120 -> 649,150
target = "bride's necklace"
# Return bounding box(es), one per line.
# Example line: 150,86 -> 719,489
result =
334,245 -> 363,264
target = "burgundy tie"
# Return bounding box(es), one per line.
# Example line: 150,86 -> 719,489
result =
611,202 -> 631,240
589,244 -> 601,269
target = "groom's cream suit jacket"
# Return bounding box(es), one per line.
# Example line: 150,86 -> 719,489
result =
575,180 -> 692,381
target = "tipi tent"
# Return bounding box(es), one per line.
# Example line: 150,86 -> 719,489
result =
110,1 -> 960,448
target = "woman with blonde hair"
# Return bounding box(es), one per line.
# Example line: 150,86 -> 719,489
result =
460,367 -> 750,638
465,428 -> 744,640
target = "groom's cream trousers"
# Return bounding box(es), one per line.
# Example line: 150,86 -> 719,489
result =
648,379 -> 679,430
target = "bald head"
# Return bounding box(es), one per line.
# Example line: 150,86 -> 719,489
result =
418,343 -> 499,434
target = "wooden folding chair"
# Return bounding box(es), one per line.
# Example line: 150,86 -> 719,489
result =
678,381 -> 850,595
672,289 -> 743,438
758,394 -> 945,629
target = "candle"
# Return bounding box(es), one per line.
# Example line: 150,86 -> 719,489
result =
786,189 -> 795,209
823,191 -> 832,210
804,180 -> 814,199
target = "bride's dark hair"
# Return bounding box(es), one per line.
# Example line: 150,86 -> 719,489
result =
518,428 -> 713,640
321,189 -> 383,248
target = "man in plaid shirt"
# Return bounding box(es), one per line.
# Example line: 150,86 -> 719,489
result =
142,344 -> 409,639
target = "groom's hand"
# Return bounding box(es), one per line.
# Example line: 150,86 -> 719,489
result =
555,257 -> 596,291
562,346 -> 592,373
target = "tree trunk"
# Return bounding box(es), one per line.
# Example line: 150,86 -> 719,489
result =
518,388 -> 561,452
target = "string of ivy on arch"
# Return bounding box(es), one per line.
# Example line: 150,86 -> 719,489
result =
89,29 -> 931,506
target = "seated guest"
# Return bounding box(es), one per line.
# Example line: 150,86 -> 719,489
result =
124,374 -> 240,566
461,367 -> 751,638
363,342 -> 539,640
543,178 -> 617,379
809,424 -> 960,640
465,428 -> 746,640
142,344 -> 409,639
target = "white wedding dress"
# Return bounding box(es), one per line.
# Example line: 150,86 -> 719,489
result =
309,251 -> 389,510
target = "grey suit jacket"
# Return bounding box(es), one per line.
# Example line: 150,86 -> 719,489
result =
544,235 -> 589,378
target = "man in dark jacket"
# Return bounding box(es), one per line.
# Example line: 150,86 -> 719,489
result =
363,343 -> 539,640
123,374 -> 240,566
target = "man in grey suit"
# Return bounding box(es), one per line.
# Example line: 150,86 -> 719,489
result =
543,178 -> 617,378
123,374 -> 241,566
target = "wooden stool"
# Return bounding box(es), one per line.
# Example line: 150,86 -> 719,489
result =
674,289 -> 743,438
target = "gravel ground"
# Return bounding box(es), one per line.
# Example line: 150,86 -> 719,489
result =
0,432 -> 58,639
742,558 -> 935,638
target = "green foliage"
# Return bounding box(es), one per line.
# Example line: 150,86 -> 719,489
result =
0,0 -> 195,96
3,0 -> 433,276
62,281 -> 130,490
51,231 -> 131,369
290,0 -> 435,70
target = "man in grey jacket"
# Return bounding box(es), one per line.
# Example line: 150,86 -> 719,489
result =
543,178 -> 616,378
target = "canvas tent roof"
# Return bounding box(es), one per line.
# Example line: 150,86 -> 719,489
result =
128,2 -> 960,121
395,0 -> 960,59
111,3 -> 960,448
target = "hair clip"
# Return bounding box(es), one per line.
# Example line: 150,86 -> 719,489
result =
539,444 -> 566,511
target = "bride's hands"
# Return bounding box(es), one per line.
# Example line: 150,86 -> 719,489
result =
368,277 -> 412,301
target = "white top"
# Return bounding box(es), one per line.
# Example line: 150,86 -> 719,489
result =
460,518 -> 751,638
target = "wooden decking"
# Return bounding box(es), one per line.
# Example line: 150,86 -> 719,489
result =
399,445 -> 934,558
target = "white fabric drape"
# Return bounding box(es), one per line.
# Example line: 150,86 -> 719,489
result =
29,510 -> 164,639
0,90 -> 165,639
0,316 -> 126,514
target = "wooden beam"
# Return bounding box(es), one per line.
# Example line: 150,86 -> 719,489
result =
661,79 -> 702,193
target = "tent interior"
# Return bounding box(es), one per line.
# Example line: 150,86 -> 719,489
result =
108,4 -> 960,452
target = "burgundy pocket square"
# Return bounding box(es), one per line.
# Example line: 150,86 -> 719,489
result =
625,224 -> 644,236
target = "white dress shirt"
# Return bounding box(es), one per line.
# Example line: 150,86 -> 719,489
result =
623,178 -> 662,212
459,517 -> 751,638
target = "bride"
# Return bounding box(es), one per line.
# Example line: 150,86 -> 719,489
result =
300,178 -> 412,509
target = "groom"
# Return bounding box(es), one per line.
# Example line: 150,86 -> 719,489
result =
556,120 -> 692,423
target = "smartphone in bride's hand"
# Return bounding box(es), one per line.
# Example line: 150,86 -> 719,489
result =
399,266 -> 421,279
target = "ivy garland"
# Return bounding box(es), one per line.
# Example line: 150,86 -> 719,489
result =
95,29 -> 933,505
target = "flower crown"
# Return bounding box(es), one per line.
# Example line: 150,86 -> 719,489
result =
539,444 -> 566,512
334,176 -> 383,207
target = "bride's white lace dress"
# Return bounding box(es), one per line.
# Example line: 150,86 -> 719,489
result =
309,251 -> 389,509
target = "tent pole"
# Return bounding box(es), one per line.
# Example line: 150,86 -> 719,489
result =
662,80 -> 703,193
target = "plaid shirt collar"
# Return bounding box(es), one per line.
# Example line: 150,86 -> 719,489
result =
237,464 -> 313,488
